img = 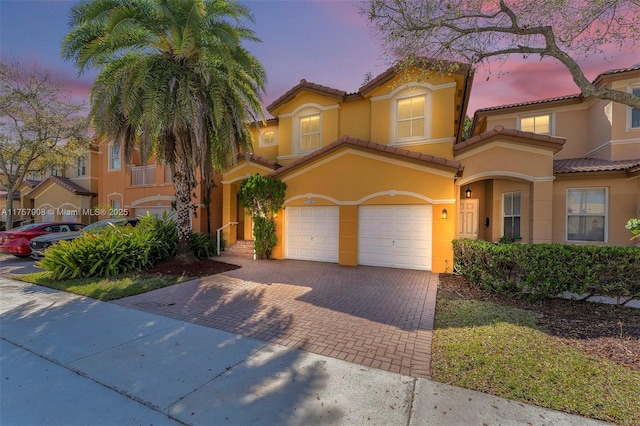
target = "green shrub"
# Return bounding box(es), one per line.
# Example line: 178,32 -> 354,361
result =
189,231 -> 217,259
453,239 -> 640,304
39,213 -> 178,280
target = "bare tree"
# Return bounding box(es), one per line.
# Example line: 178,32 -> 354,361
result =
0,62 -> 89,229
365,0 -> 640,108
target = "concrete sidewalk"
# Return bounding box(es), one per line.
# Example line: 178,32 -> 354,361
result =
0,277 -> 607,425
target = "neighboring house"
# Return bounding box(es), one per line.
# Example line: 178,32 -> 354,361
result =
461,65 -> 640,247
1,148 -> 99,227
96,139 -> 222,233
222,63 -> 474,272
0,179 -> 39,228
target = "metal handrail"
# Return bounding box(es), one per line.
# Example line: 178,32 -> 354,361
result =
216,222 -> 238,256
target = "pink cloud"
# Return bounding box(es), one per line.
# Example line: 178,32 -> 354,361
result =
467,46 -> 639,115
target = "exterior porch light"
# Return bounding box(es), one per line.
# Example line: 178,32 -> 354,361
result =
441,208 -> 448,219
465,186 -> 472,198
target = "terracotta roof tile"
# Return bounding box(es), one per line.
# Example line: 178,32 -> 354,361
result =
454,126 -> 566,153
267,79 -> 346,114
235,152 -> 281,170
554,158 -> 640,174
269,135 -> 461,179
475,94 -> 582,114
29,176 -> 96,197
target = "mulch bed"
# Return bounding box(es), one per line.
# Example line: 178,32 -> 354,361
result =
144,258 -> 240,277
438,274 -> 640,371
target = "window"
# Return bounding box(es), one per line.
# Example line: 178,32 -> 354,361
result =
566,188 -> 607,242
109,142 -> 121,170
629,86 -> 640,129
503,192 -> 521,239
519,113 -> 551,135
260,129 -> 278,147
77,157 -> 86,176
299,113 -> 321,152
397,95 -> 426,140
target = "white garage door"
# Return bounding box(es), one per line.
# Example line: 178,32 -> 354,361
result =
359,205 -> 432,270
285,206 -> 339,262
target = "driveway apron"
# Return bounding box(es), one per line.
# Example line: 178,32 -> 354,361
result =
114,256 -> 438,378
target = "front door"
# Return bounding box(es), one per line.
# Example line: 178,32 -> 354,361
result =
459,199 -> 479,239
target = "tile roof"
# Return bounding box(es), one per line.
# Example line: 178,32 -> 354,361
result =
234,152 -> 281,170
474,94 -> 582,114
454,125 -> 566,153
554,158 -> 640,174
269,135 -> 461,179
30,175 -> 97,197
267,79 -> 347,114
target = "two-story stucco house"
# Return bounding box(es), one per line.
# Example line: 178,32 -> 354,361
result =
1,147 -> 99,227
222,63 -> 474,273
460,65 -> 640,248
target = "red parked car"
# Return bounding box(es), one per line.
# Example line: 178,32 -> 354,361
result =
0,222 -> 86,257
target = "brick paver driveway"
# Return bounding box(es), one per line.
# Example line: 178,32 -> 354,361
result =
114,256 -> 438,378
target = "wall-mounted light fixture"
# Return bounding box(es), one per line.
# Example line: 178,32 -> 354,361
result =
441,208 -> 448,219
465,186 -> 472,198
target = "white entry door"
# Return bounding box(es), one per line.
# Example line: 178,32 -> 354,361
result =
285,206 -> 339,262
459,199 -> 479,239
359,205 -> 432,270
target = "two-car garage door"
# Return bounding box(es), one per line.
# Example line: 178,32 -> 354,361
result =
285,205 -> 432,270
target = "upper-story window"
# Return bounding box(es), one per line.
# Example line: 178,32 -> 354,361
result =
628,86 -> 640,130
389,86 -> 432,145
109,142 -> 121,171
397,95 -> 426,140
298,112 -> 321,153
77,157 -> 86,177
566,188 -> 607,242
519,113 -> 551,135
260,129 -> 278,147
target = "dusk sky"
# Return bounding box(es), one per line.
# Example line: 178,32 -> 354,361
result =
1,0 -> 638,119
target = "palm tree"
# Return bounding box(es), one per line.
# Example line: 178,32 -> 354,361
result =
62,0 -> 266,259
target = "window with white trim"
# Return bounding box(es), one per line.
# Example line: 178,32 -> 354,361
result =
503,192 -> 521,239
109,142 -> 121,170
397,95 -> 426,140
299,113 -> 321,152
566,188 -> 607,242
629,86 -> 640,129
519,113 -> 551,135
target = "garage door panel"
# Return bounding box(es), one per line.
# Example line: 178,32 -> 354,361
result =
286,206 -> 339,263
359,205 -> 432,270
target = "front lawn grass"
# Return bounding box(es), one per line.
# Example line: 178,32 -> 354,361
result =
19,271 -> 192,301
432,298 -> 640,426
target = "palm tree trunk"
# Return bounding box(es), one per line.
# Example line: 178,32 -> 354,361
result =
172,158 -> 197,262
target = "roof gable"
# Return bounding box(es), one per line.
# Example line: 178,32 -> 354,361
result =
267,79 -> 347,115
269,135 -> 461,179
454,125 -> 566,156
28,175 -> 96,198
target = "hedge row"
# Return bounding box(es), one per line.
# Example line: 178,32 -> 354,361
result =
452,239 -> 640,304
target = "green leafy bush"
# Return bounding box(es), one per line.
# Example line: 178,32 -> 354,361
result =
453,239 -> 640,304
189,231 -> 217,259
238,174 -> 286,259
39,213 -> 177,279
